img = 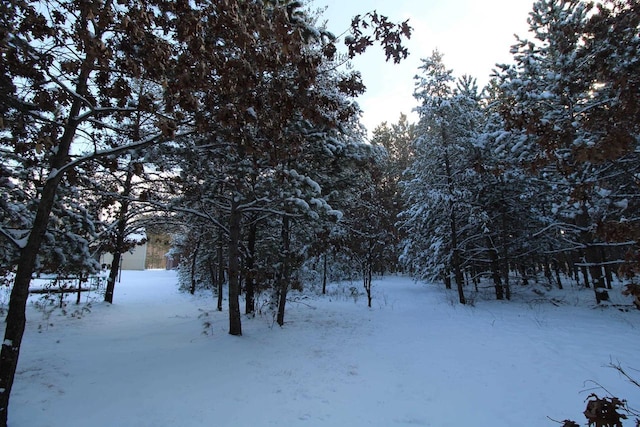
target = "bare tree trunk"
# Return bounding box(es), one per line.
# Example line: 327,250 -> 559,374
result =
105,252 -> 123,303
208,258 -> 217,294
322,253 -> 328,295
276,215 -> 290,327
498,188 -> 511,300
245,222 -> 257,315
189,235 -> 201,295
76,276 -> 83,305
217,230 -> 224,312
601,247 -> 613,289
363,256 -> 373,308
228,205 -> 242,336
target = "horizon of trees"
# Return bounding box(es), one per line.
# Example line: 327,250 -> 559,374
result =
398,0 -> 640,306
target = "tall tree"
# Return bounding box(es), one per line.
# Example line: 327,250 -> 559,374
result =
400,52 -> 481,304
0,1 -> 185,420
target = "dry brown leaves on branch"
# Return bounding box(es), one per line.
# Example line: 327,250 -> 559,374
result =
583,394 -> 628,427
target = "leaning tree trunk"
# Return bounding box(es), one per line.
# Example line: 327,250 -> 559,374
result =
0,58 -> 94,423
0,177 -> 62,426
228,204 -> 242,336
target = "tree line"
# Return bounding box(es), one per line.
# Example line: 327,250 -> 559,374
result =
395,0 -> 640,306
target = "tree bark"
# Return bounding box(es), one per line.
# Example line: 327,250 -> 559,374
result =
363,253 -> 373,308
245,222 -> 257,315
217,230 -> 224,312
322,253 -> 328,295
189,235 -> 201,295
228,205 -> 242,336
276,215 -> 291,327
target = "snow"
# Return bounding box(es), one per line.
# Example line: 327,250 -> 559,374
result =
8,270 -> 640,426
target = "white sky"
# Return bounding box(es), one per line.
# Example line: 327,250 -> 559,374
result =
312,0 -> 535,133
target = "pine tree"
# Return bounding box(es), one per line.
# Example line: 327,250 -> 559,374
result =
400,52 -> 481,304
495,0 -> 640,302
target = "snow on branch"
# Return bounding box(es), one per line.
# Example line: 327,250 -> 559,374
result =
47,129 -> 194,182
0,227 -> 29,250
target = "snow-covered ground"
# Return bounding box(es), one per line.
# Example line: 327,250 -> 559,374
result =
7,270 -> 640,426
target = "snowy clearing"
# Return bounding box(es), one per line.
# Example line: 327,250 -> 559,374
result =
7,270 -> 640,426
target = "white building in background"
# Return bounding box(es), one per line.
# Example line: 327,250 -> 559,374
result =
100,232 -> 148,271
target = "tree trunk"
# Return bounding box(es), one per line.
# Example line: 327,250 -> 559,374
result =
576,205 -> 608,302
487,241 -> 504,300
105,165 -> 134,304
601,247 -> 613,290
443,268 -> 452,290
245,222 -> 257,315
0,187 -> 59,425
228,205 -> 242,336
553,259 -> 563,290
322,253 -> 328,295
217,230 -> 224,312
443,149 -> 465,304
276,215 -> 291,327
581,263 -> 590,288
189,235 -> 201,295
498,189 -> 511,301
364,258 -> 373,308
0,53 -> 96,422
543,256 -> 553,287
519,264 -> 529,286
585,244 -> 609,303
208,258 -> 217,295
105,252 -> 122,303
76,276 -> 83,305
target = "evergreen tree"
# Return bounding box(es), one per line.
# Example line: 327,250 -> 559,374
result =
400,52 -> 481,304
495,0 -> 640,302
